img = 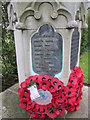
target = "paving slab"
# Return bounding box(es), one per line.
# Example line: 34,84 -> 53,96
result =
9,83 -> 19,93
0,83 -> 89,119
1,87 -> 30,119
66,86 -> 88,118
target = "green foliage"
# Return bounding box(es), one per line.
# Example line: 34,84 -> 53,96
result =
2,31 -> 18,91
1,2 -> 18,91
81,29 -> 88,54
88,9 -> 90,48
80,9 -> 90,54
80,10 -> 89,84
80,50 -> 89,84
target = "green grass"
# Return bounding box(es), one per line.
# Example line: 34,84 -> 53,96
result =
80,50 -> 89,84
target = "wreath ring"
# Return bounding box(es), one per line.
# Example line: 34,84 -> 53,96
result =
18,67 -> 83,119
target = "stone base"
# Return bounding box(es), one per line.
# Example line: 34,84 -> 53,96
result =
0,83 -> 89,119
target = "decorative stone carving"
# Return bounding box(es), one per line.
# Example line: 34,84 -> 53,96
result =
80,2 -> 88,28
7,3 -> 17,30
8,1 -> 89,30
16,2 -> 74,29
75,2 -> 89,28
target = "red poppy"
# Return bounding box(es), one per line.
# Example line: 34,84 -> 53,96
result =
35,80 -> 42,90
52,89 -> 60,97
67,96 -> 76,105
48,84 -> 56,93
75,102 -> 80,111
44,75 -> 52,80
46,103 -> 52,110
73,67 -> 83,79
25,76 -> 35,85
35,74 -> 46,89
77,92 -> 82,101
30,112 -> 39,118
38,74 -> 44,81
56,99 -> 65,107
18,88 -> 30,103
39,105 -> 45,113
26,100 -> 34,111
52,102 -> 57,108
79,88 -> 83,95
53,86 -> 65,100
20,81 -> 27,88
69,74 -> 78,86
59,107 -> 65,116
75,105 -> 79,111
54,107 -> 65,116
80,83 -> 83,89
66,104 -> 75,112
42,79 -> 50,91
19,94 -> 30,103
51,96 -> 55,103
69,106 -> 75,112
37,113 -> 46,119
30,101 -> 36,109
33,75 -> 38,80
43,105 -> 49,114
65,87 -> 77,98
20,101 -> 27,109
34,104 -> 44,114
55,94 -> 66,107
47,110 -> 57,118
25,78 -> 30,85
67,82 -> 78,90
18,88 -> 24,95
34,104 -> 40,112
33,75 -> 39,83
58,81 -> 64,90
51,78 -> 62,90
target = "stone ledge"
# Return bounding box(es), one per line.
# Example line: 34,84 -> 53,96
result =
0,83 -> 89,119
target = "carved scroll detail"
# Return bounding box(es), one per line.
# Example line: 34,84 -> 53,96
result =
7,1 -> 89,30
8,4 -> 17,30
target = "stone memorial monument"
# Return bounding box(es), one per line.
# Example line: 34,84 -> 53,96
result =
7,1 -> 89,86
7,1 -> 89,119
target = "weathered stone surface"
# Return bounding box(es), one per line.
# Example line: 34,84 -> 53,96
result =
0,83 -> 89,119
9,83 -> 19,93
1,87 -> 30,118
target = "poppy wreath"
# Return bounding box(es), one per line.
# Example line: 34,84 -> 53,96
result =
18,67 -> 83,119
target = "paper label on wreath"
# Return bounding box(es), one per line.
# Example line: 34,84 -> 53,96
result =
28,85 -> 40,100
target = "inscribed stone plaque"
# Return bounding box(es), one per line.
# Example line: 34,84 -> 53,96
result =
70,28 -> 79,69
31,24 -> 63,76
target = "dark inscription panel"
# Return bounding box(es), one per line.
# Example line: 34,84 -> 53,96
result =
31,24 -> 63,76
70,28 -> 79,69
